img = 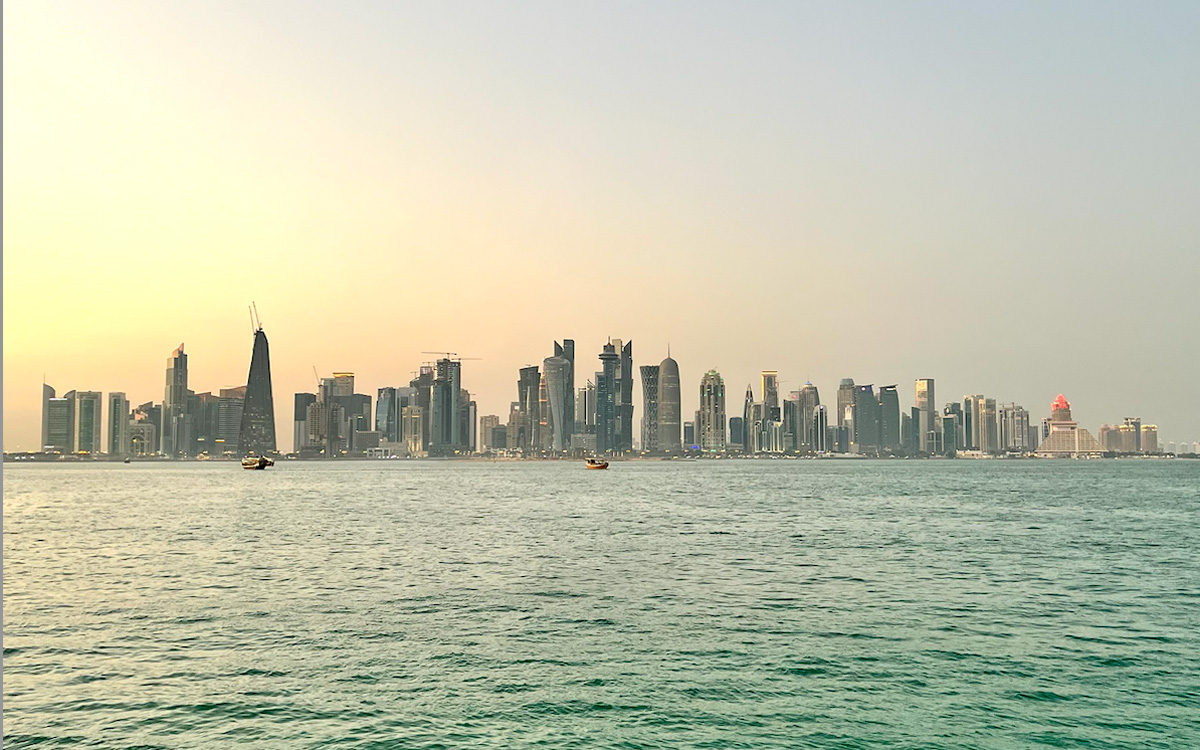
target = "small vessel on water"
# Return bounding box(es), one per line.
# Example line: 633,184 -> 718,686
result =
241,453 -> 275,470
585,458 -> 609,470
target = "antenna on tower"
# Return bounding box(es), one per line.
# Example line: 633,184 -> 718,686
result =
252,302 -> 262,331
248,305 -> 256,334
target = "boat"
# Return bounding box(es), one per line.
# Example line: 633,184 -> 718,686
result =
123,457 -> 131,464
241,453 -> 275,470
585,458 -> 609,470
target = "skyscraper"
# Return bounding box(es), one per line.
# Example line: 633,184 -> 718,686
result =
576,380 -> 595,435
518,365 -> 540,452
478,414 -> 500,452
657,354 -> 681,454
595,343 -> 619,454
915,378 -> 936,452
761,371 -> 780,421
543,356 -> 571,452
698,370 -> 727,453
878,385 -> 900,450
238,327 -> 277,456
728,416 -> 744,448
640,364 -> 660,452
836,378 -> 856,427
43,391 -> 72,453
742,385 -> 754,452
612,339 -> 634,453
553,339 -> 575,444
852,384 -> 880,454
41,383 -> 56,452
66,390 -> 102,454
162,344 -> 188,457
797,383 -> 821,451
108,392 -> 129,456
813,405 -> 829,452
376,387 -> 398,442
430,358 -> 465,455
294,392 -> 316,452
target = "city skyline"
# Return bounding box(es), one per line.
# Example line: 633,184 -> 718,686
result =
19,326 -> 1196,457
5,2 -> 1199,450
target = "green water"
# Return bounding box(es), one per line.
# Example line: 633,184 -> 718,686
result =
4,460 -> 1199,748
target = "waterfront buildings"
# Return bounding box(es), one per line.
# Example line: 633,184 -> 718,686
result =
998,403 -> 1032,451
517,365 -> 540,452
698,370 -> 726,453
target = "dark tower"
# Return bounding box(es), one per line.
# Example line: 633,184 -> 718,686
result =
238,325 -> 277,455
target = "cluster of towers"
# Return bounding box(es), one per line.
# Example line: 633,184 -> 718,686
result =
39,327 -> 276,458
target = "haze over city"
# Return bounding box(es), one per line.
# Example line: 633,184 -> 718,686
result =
5,0 -> 1199,451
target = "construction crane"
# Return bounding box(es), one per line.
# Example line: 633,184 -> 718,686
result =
421,351 -> 482,361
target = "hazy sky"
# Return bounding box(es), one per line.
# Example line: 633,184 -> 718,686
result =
5,0 -> 1199,452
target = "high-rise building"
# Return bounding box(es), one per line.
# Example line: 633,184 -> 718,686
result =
107,392 -> 129,457
376,387 -> 399,442
543,356 -> 572,452
998,403 -> 1031,451
878,385 -> 900,450
553,340 -> 575,444
409,366 -> 435,449
728,417 -> 744,449
640,364 -> 660,453
943,402 -> 964,450
961,396 -> 978,450
813,405 -> 829,452
595,343 -> 620,454
430,358 -> 466,455
761,371 -> 780,421
915,378 -> 936,453
162,344 -> 188,457
518,365 -> 541,452
657,355 -> 681,453
979,398 -> 998,453
742,384 -> 755,452
238,327 -> 277,456
478,415 -> 500,453
797,383 -> 821,451
612,339 -> 634,453
852,385 -> 879,454
683,421 -> 695,447
698,370 -> 726,453
836,379 -> 856,427
941,413 -> 959,456
576,380 -> 595,435
1140,425 -> 1159,454
65,390 -> 102,454
1123,417 -> 1143,452
294,393 -> 316,452
41,383 -> 57,452
401,405 -> 424,455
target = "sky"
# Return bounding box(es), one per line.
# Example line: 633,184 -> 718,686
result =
4,0 -> 1199,452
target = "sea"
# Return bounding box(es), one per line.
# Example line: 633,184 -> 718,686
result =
4,460 -> 1199,748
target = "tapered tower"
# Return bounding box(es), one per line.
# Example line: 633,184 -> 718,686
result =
238,315 -> 277,455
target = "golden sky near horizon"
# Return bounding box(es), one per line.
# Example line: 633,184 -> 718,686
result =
6,1 -> 1200,451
